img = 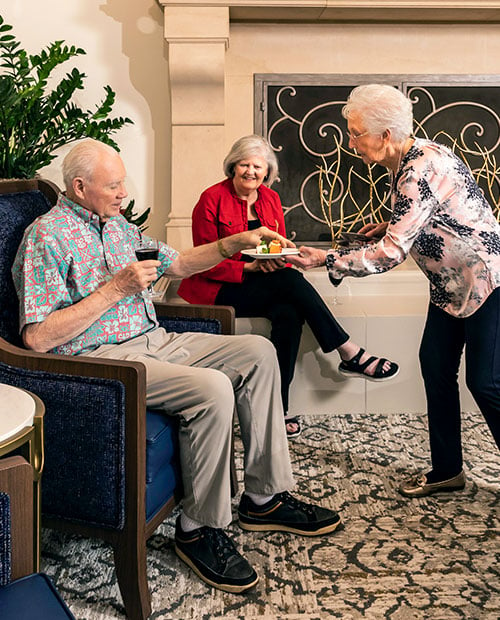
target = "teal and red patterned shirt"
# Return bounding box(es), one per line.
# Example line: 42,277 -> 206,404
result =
12,193 -> 178,355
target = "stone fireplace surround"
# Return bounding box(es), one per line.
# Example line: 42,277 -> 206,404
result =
157,0 -> 500,250
155,0 -> 489,413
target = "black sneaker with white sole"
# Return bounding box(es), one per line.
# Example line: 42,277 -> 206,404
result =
174,517 -> 259,593
238,491 -> 341,536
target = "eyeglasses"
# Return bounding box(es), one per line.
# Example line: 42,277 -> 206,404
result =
346,130 -> 370,142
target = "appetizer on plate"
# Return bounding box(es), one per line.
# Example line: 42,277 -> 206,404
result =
256,240 -> 270,254
256,239 -> 282,254
242,245 -> 299,259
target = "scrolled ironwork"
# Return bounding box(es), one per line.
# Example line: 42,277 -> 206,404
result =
257,75 -> 500,244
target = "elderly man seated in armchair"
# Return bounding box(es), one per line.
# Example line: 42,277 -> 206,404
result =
12,138 -> 341,593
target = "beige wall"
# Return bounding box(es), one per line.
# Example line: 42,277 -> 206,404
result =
1,1 -> 170,241
225,22 -> 500,148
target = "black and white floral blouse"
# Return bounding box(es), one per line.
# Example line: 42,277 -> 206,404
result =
326,138 -> 500,317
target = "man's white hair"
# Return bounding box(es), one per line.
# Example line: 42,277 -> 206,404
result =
62,138 -> 119,190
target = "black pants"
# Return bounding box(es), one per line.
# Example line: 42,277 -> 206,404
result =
215,267 -> 349,413
419,288 -> 500,477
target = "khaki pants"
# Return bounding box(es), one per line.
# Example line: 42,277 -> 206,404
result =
86,328 -> 294,528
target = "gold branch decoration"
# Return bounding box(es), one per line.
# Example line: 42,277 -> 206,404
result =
318,127 -> 500,247
317,139 -> 392,247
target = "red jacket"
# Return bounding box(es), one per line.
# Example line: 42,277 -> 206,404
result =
178,178 -> 286,304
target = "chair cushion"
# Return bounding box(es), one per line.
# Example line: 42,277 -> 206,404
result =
145,410 -> 181,521
0,573 -> 75,619
146,461 -> 180,521
146,410 -> 179,482
157,316 -> 221,334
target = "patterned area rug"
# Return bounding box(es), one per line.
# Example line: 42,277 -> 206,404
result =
41,411 -> 500,619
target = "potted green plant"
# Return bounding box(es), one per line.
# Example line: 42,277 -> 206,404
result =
0,14 -> 131,179
0,15 -> 150,228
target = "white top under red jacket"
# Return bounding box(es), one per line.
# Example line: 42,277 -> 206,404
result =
178,178 -> 286,305
326,138 -> 500,318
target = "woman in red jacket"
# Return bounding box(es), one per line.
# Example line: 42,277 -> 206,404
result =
178,135 -> 398,438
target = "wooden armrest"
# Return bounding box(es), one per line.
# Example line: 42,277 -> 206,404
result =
0,336 -> 146,473
0,337 -> 148,538
0,337 -> 145,389
154,301 -> 235,335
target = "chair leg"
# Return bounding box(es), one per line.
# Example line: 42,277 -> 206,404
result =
113,533 -> 151,620
230,426 -> 239,497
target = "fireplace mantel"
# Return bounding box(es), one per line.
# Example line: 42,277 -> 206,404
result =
159,0 -> 500,23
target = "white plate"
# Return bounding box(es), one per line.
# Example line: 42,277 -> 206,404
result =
241,248 -> 300,259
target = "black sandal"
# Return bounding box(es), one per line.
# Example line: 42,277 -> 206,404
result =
284,416 -> 302,439
338,347 -> 399,382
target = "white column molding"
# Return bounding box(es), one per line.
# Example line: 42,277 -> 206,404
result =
161,5 -> 229,248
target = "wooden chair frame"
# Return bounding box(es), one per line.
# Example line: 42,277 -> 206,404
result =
0,179 -> 235,619
0,456 -> 34,580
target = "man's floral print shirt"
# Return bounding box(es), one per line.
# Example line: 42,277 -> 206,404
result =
12,193 -> 178,354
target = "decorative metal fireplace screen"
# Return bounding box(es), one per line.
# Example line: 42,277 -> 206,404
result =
254,74 -> 500,244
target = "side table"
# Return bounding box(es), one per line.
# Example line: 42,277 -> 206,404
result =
0,384 -> 44,572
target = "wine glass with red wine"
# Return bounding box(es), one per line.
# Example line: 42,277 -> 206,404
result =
135,237 -> 162,298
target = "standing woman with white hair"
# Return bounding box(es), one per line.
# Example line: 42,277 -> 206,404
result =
288,84 -> 500,494
179,134 -> 398,439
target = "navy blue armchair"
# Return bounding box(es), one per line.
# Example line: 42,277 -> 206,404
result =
0,179 -> 235,619
0,455 -> 76,619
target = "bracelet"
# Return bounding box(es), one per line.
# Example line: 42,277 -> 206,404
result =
217,238 -> 232,259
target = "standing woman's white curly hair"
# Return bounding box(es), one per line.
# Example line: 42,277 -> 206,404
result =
223,135 -> 279,186
342,84 -> 414,144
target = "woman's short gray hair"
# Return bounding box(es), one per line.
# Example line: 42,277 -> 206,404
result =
62,138 -> 119,190
342,84 -> 414,143
223,134 -> 279,186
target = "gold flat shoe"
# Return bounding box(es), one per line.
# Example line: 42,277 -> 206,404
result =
398,471 -> 466,498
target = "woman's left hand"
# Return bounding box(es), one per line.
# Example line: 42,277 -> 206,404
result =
257,258 -> 287,273
243,257 -> 286,273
